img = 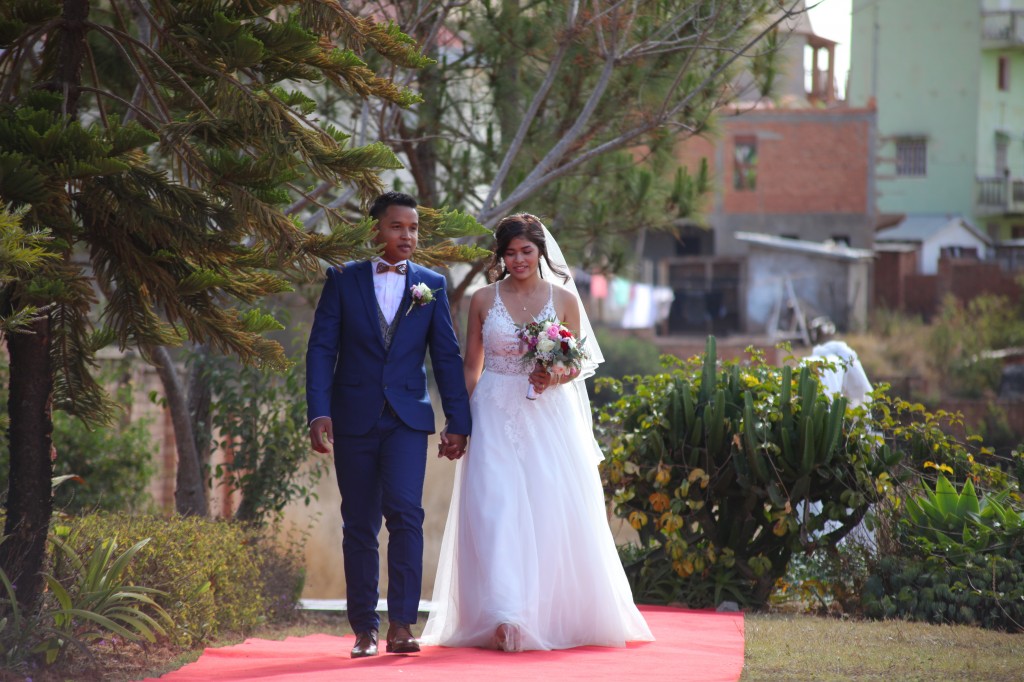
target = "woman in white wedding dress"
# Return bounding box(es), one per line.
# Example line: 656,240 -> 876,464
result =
421,214 -> 653,652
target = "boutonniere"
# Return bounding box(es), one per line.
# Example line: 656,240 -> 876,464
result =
406,282 -> 440,315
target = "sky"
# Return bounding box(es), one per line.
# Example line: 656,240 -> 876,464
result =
806,0 -> 853,98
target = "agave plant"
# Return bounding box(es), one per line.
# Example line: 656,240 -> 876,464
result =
902,474 -> 1024,560
0,528 -> 173,668
40,527 -> 173,665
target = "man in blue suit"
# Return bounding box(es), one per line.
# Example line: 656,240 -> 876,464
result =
306,192 -> 471,658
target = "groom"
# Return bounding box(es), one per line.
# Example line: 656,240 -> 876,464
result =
306,191 -> 471,658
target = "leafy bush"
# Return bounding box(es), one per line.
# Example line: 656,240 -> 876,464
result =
861,475 -> 1024,631
1,529 -> 171,672
199,350 -> 327,526
50,401 -> 157,514
0,357 -> 157,513
902,474 -> 1024,559
774,533 -> 873,616
65,513 -> 304,646
597,336 -> 908,608
862,554 -> 1024,631
588,328 -> 665,406
928,294 -> 1024,398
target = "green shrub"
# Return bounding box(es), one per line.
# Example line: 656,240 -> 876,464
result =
200,350 -> 327,526
861,474 -> 1024,631
50,401 -> 156,514
862,554 -> 1024,631
597,336 -> 907,608
1,528 -> 171,672
65,513 -> 303,646
928,294 -> 1024,399
589,329 -> 666,407
0,358 -> 157,513
774,534 -> 873,616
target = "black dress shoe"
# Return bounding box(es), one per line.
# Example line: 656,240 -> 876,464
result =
351,629 -> 378,658
386,622 -> 420,654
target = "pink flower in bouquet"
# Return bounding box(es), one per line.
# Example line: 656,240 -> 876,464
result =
516,317 -> 590,399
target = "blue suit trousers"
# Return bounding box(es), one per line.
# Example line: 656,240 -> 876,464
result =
334,406 -> 428,633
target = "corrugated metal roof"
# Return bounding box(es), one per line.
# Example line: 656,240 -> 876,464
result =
735,231 -> 875,260
875,214 -> 992,245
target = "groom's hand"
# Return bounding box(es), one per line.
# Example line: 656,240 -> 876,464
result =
445,433 -> 468,460
309,417 -> 334,453
438,430 -> 467,460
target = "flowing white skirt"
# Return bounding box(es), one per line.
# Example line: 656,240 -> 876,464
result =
421,370 -> 654,650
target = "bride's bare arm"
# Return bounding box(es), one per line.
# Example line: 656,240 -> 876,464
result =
556,286 -> 582,338
463,287 -> 489,397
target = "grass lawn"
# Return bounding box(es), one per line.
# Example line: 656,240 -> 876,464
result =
742,613 -> 1024,681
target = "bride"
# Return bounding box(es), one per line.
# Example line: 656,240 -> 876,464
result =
421,213 -> 654,651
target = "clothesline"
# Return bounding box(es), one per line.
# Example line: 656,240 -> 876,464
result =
584,272 -> 674,330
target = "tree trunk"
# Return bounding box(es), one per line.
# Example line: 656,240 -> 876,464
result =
186,344 -> 214,472
0,0 -> 92,613
2,318 -> 55,612
150,346 -> 208,516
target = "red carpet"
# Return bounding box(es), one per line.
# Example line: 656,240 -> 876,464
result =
141,606 -> 744,681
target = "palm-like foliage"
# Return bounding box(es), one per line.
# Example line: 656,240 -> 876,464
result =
0,0 -> 486,610
0,530 -> 171,670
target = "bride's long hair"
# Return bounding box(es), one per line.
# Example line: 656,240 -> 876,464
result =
487,213 -> 570,283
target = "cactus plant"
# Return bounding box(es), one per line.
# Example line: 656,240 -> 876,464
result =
598,336 -> 910,607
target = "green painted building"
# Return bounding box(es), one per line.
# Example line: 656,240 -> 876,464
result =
848,0 -> 1024,239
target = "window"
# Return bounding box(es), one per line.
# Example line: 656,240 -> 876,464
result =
999,56 -> 1010,91
895,138 -> 927,177
733,136 -> 758,190
996,133 -> 1010,176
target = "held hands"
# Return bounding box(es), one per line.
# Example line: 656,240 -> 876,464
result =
309,417 -> 334,453
438,429 -> 468,460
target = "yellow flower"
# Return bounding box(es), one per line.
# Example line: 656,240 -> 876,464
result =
923,460 -> 953,474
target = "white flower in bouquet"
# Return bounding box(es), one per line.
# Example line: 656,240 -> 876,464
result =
536,336 -> 557,353
516,317 -> 591,400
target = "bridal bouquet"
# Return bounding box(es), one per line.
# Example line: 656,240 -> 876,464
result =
517,318 -> 589,400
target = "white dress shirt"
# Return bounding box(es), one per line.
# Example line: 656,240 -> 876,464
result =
374,259 -> 408,325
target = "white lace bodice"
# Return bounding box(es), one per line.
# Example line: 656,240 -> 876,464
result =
482,281 -> 556,376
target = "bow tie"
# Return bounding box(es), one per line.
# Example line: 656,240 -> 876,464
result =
376,262 -> 408,275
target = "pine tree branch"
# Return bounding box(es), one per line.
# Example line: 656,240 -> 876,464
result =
84,20 -> 211,118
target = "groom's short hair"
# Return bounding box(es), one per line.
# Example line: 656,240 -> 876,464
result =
369,191 -> 418,220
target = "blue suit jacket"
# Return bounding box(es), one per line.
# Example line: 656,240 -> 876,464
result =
305,260 -> 471,437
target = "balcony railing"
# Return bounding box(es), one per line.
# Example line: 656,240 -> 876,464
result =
976,175 -> 1024,214
982,11 -> 1024,44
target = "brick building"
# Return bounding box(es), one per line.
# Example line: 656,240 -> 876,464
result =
647,105 -> 878,336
